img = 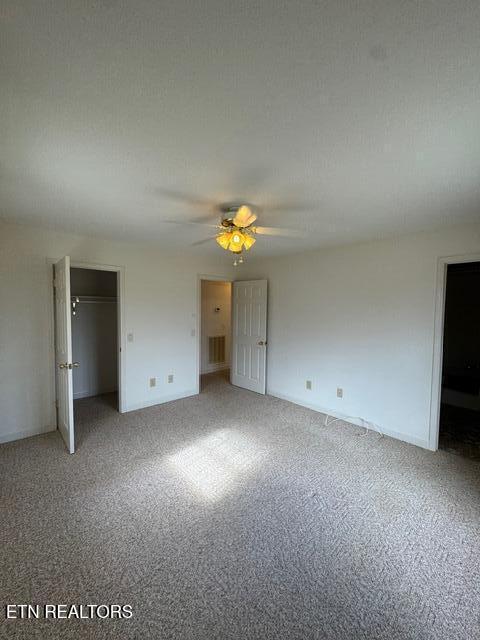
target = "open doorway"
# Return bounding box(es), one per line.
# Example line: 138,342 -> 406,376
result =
199,279 -> 232,392
438,261 -> 480,460
53,257 -> 124,453
70,267 -> 119,412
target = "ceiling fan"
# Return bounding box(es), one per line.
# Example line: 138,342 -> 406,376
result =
164,201 -> 306,265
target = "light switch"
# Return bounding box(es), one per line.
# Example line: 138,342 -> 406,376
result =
127,332 -> 134,343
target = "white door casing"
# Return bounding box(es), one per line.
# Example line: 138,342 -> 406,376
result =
54,256 -> 75,453
231,280 -> 268,394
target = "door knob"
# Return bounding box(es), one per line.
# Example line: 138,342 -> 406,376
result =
257,340 -> 267,346
58,362 -> 79,369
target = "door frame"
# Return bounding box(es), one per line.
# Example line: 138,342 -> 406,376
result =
196,274 -> 234,394
51,259 -> 126,415
428,252 -> 480,450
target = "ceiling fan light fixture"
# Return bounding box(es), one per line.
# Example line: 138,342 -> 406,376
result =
229,231 -> 245,252
216,231 -> 232,250
242,234 -> 256,251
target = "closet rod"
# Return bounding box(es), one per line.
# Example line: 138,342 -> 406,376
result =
71,296 -> 116,304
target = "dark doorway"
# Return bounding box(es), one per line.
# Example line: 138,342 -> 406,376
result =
439,262 -> 480,460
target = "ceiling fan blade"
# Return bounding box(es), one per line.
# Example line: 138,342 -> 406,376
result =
191,236 -> 217,246
162,219 -> 219,229
254,226 -> 307,238
233,205 -> 258,227
155,188 -> 215,208
260,200 -> 316,214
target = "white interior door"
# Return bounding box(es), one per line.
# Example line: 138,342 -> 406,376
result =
231,280 -> 268,394
54,256 -> 75,453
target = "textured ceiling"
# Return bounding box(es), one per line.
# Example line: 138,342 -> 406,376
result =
1,1 -> 480,256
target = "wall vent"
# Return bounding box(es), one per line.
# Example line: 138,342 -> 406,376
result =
209,335 -> 226,364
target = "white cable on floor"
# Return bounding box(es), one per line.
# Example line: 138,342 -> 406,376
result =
324,413 -> 383,438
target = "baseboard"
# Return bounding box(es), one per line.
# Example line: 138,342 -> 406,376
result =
200,365 -> 230,375
74,388 -> 117,399
267,388 -> 431,450
0,425 -> 56,445
124,389 -> 198,413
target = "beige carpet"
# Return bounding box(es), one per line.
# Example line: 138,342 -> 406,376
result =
1,372 -> 479,639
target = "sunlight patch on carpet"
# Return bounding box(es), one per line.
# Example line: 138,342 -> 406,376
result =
167,428 -> 267,501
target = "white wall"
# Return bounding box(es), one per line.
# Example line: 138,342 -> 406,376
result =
0,221 -> 233,443
200,280 -> 231,374
243,223 -> 480,449
2,218 -> 480,450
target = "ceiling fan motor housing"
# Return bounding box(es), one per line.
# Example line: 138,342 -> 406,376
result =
219,203 -> 255,229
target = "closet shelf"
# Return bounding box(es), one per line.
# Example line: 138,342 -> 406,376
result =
71,295 -> 116,304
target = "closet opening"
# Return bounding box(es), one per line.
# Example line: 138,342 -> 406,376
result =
70,267 -> 119,412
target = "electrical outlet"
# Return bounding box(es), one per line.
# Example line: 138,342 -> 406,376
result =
306,380 -> 312,390
167,374 -> 174,384
336,387 -> 343,398
149,377 -> 156,388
